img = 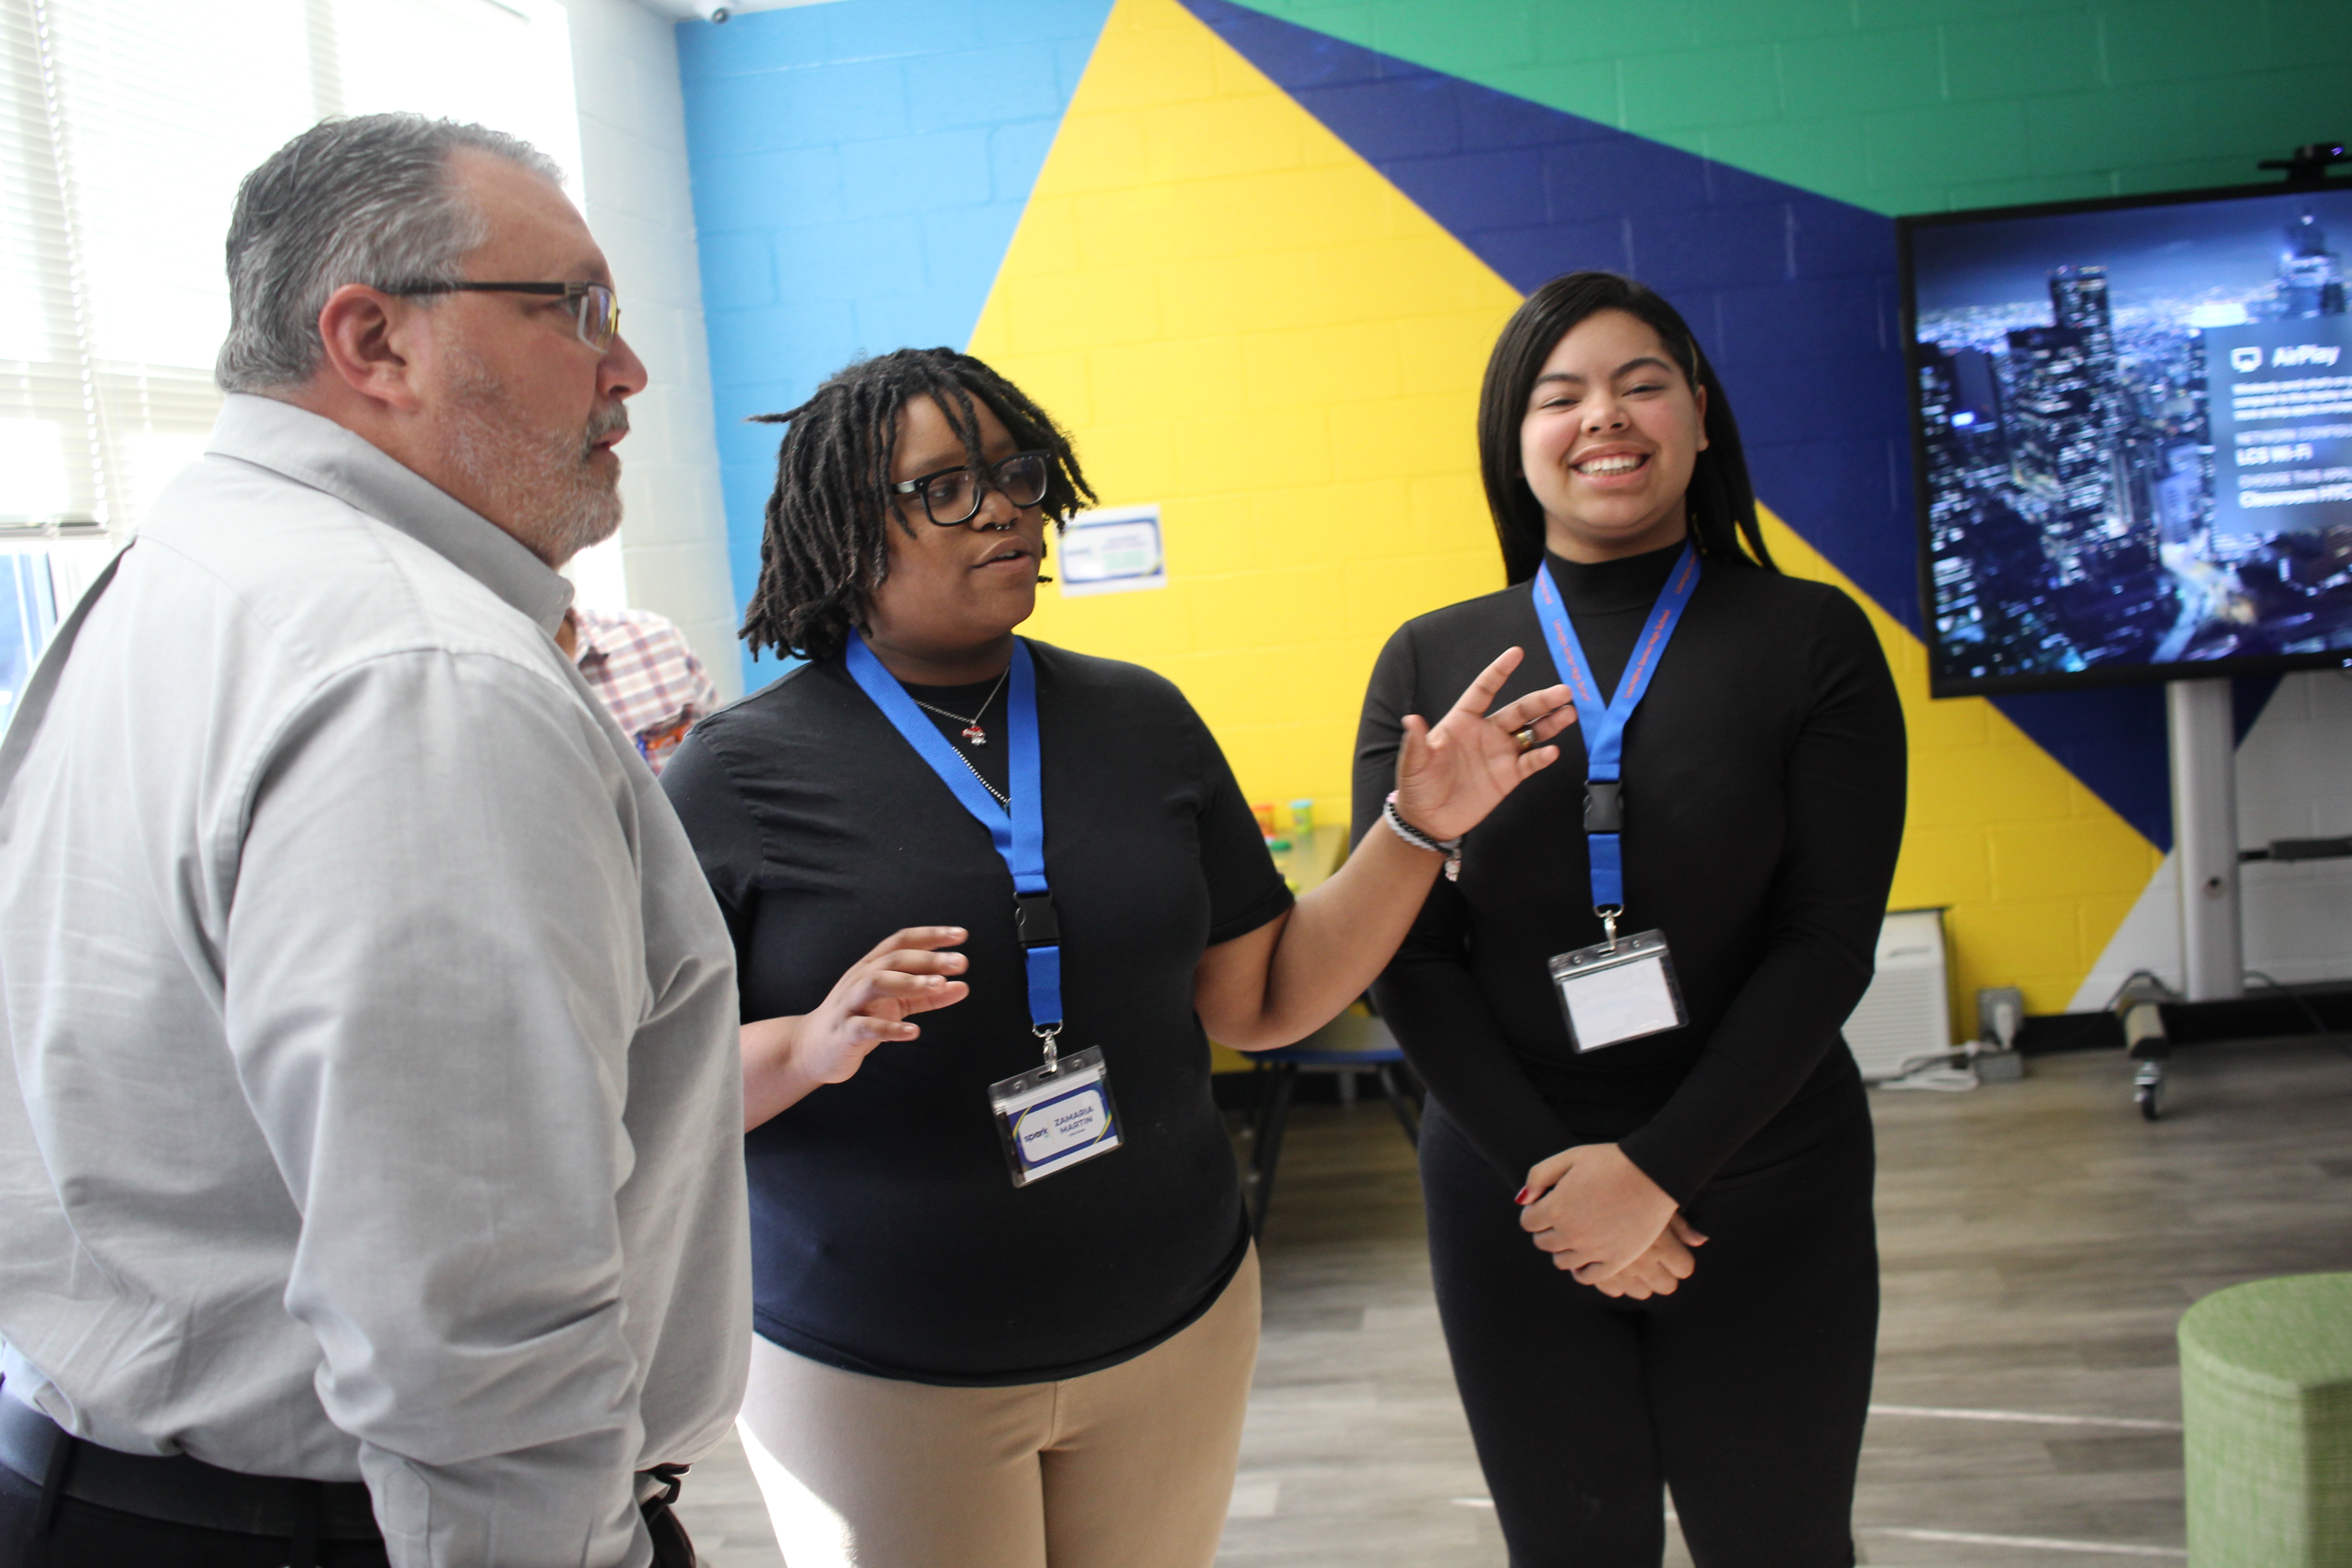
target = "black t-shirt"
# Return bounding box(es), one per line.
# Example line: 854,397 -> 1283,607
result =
1353,543 -> 1906,1204
662,639 -> 1292,1385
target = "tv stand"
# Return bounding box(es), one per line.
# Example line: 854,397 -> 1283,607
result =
2125,679 -> 2352,1117
2169,680 -> 2243,1003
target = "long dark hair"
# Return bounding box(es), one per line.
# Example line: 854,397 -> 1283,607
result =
740,348 -> 1096,662
1477,271 -> 1773,583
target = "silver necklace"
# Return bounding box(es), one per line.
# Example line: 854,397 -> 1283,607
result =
907,667 -> 1009,746
951,749 -> 1009,807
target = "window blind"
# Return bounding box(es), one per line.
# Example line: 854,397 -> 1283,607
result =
0,0 -> 581,531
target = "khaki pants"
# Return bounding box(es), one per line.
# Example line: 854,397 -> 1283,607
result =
737,1245 -> 1260,1568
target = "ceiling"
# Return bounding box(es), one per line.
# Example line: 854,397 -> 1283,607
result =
634,0 -> 847,20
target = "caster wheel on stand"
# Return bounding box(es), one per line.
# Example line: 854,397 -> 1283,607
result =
2133,1062 -> 2165,1121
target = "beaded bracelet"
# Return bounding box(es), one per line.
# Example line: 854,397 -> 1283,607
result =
1382,791 -> 1464,882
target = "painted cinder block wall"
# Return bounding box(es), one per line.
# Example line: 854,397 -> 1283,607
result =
677,0 -> 1116,691
676,0 -> 2352,1024
564,0 -> 743,698
1240,0 -> 2352,216
1215,0 -> 2352,1012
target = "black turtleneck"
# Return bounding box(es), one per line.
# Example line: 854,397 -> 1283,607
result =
1352,539 -> 1907,1203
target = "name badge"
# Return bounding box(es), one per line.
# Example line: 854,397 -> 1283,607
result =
1547,930 -> 1688,1052
988,1046 -> 1123,1186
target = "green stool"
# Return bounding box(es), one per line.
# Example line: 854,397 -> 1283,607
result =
2180,1272 -> 2352,1567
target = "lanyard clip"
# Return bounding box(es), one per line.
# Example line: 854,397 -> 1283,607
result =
1014,891 -> 1060,947
1583,780 -> 1623,833
1034,1023 -> 1062,1074
1595,905 -> 1622,946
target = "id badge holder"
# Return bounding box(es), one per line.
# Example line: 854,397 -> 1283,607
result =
1547,927 -> 1687,1052
989,1042 -> 1123,1187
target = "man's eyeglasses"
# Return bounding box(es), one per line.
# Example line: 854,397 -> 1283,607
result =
891,451 -> 1053,527
391,280 -> 621,352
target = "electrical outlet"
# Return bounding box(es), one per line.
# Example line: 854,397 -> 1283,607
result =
1975,985 -> 2025,1050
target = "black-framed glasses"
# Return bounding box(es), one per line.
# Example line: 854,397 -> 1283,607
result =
391,280 -> 621,351
891,450 -> 1052,526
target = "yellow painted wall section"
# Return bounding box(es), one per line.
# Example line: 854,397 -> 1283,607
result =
968,0 -> 1524,821
970,0 -> 2160,1032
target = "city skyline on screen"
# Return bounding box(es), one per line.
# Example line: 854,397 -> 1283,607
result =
1909,184 -> 2352,692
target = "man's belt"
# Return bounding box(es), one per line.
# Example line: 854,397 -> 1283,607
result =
0,1392 -> 382,1540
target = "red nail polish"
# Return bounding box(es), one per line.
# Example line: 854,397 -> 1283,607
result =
1514,1186 -> 1532,1205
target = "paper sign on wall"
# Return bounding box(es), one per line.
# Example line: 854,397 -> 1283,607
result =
1056,504 -> 1166,597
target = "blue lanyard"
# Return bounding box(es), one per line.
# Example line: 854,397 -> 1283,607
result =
845,637 -> 1063,1044
1530,543 -> 1701,918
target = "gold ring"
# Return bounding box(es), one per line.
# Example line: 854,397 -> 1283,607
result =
1514,724 -> 1538,753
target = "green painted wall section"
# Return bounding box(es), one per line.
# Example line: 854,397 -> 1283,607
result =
1230,0 -> 2352,215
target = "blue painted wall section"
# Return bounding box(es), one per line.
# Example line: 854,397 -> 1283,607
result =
1178,0 -> 2236,848
676,0 -> 1117,690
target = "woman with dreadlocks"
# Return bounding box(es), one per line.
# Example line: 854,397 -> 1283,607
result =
660,346 -> 1576,1568
1352,274 -> 1906,1565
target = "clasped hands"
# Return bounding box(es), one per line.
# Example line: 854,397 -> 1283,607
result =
1517,1142 -> 1707,1300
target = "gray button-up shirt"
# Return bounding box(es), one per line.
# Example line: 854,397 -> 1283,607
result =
0,395 -> 749,1567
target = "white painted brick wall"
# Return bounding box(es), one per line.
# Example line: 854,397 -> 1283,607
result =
562,0 -> 743,700
2072,668 -> 2352,1007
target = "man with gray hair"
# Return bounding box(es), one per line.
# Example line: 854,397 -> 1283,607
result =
0,114 -> 747,1567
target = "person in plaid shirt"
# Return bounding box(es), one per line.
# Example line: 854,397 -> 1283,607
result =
562,606 -> 720,773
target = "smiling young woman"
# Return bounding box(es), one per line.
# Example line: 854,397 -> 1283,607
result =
1353,274 -> 1907,1567
1515,307 -> 1710,562
659,347 -> 1578,1568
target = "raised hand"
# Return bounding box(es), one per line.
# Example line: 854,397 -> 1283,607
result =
796,926 -> 972,1084
1391,647 -> 1576,843
742,926 -> 971,1129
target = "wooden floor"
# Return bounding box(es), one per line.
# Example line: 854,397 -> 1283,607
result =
676,1036 -> 2352,1565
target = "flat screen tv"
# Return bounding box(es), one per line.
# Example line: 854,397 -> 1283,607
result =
1900,180 -> 2352,696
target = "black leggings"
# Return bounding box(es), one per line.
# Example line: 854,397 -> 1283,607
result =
1421,1102 -> 1878,1568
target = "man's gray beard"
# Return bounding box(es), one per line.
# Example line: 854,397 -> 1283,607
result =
439,351 -> 625,564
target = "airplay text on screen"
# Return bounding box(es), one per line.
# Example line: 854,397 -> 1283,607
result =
2206,315 -> 2352,536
